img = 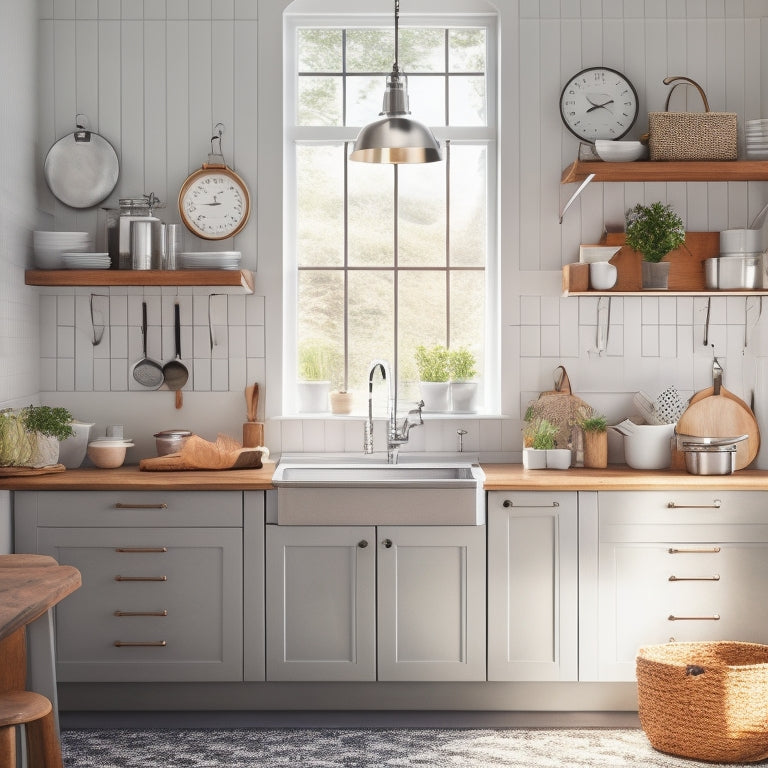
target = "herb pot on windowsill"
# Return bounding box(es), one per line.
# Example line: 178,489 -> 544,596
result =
329,390 -> 354,415
450,381 -> 479,413
297,381 -> 330,413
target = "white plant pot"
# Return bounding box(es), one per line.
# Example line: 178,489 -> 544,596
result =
297,381 -> 330,413
546,448 -> 571,470
522,447 -> 547,470
419,381 -> 451,413
450,381 -> 479,413
29,433 -> 60,468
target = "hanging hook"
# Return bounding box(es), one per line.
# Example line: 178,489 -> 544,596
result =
90,293 -> 108,346
75,113 -> 88,130
210,123 -> 225,157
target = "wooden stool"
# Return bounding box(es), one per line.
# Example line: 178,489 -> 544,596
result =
0,690 -> 62,768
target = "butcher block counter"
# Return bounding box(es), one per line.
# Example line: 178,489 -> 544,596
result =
2,462 -> 768,491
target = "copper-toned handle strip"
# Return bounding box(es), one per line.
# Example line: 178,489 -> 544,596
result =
115,547 -> 168,553
114,610 -> 168,617
114,503 -> 168,509
668,614 -> 720,621
114,640 -> 167,647
114,575 -> 167,582
668,574 -> 720,582
668,547 -> 721,554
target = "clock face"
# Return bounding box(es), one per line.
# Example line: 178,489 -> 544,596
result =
559,67 -> 639,142
179,167 -> 250,240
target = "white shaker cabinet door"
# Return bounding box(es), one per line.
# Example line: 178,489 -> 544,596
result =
376,525 -> 486,682
487,492 -> 578,681
265,525 -> 376,681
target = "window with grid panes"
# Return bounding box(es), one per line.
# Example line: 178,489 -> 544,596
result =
286,10 -> 497,414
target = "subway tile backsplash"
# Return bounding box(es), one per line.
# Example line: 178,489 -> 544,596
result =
40,287 -> 266,394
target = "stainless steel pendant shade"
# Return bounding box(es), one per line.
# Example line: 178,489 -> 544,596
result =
350,2 -> 441,164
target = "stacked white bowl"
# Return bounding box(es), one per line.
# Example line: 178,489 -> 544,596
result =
745,119 -> 768,159
33,231 -> 92,269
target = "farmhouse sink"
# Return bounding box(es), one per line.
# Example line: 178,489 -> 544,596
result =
272,459 -> 485,526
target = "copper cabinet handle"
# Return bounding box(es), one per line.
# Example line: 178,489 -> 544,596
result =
114,575 -> 167,582
114,610 -> 168,617
668,614 -> 720,621
669,574 -> 720,581
114,503 -> 168,509
668,547 -> 721,554
115,547 -> 168,553
114,640 -> 167,647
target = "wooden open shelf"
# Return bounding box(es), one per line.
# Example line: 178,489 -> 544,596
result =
562,231 -> 768,297
25,269 -> 255,293
561,159 -> 768,184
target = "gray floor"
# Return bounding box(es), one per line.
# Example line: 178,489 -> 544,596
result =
60,709 -> 641,729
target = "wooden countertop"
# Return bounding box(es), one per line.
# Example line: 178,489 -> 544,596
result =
0,461 -> 276,490
482,465 -> 768,490
2,461 -> 768,491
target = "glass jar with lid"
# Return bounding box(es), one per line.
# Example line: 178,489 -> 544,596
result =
105,193 -> 164,269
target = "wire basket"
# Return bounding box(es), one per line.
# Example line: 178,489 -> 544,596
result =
637,642 -> 768,763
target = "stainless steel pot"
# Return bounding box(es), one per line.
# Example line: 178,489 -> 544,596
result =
677,433 -> 749,475
153,429 -> 193,456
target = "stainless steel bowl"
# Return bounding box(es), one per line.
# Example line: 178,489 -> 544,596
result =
153,429 -> 193,456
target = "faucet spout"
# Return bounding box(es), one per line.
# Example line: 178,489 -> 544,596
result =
363,360 -> 423,463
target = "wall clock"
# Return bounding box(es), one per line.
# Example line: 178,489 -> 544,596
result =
559,67 -> 639,142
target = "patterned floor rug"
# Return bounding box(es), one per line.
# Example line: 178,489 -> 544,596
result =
60,728 -> 758,767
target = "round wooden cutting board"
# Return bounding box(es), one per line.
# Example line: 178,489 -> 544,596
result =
676,394 -> 759,470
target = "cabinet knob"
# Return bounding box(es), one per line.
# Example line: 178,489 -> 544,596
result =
357,540 -> 368,548
382,538 -> 393,549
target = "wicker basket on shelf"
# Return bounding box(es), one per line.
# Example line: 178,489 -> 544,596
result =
637,642 -> 768,763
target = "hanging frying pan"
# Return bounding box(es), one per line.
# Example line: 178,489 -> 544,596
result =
43,116 -> 119,208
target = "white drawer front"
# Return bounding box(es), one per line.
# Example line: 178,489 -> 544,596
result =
38,527 -> 243,682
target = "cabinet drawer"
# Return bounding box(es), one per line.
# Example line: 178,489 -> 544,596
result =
598,491 -> 768,542
38,527 -> 243,682
16,490 -> 242,527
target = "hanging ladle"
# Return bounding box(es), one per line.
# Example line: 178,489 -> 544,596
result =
131,301 -> 164,389
163,303 -> 189,409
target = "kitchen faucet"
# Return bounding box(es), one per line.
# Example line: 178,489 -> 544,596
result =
364,359 -> 424,463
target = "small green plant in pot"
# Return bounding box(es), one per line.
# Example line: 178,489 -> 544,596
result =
625,202 -> 686,290
297,341 -> 339,413
448,347 -> 479,413
577,407 -> 608,469
522,415 -> 558,469
415,344 -> 451,412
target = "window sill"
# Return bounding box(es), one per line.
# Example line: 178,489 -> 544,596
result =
276,412 -> 509,420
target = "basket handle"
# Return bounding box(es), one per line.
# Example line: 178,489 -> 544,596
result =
553,365 -> 572,395
662,75 -> 711,113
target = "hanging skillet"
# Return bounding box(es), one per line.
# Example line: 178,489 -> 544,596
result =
44,115 -> 119,208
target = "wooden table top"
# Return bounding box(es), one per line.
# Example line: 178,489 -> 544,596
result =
0,555 -> 81,642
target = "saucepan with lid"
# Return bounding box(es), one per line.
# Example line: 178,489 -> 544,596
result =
675,433 -> 749,475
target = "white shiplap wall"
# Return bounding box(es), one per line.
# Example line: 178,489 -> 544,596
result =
34,0 -> 768,460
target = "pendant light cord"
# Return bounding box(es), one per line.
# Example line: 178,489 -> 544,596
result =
393,0 -> 400,73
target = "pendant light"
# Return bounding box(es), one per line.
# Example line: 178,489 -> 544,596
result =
350,0 -> 442,164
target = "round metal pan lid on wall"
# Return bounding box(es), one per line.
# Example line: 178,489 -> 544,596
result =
43,119 -> 119,209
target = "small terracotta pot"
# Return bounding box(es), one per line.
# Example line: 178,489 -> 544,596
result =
330,391 -> 354,415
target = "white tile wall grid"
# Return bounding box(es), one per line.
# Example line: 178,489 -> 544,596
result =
13,1 -> 768,458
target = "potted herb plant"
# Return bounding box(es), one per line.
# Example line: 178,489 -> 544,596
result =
449,347 -> 479,413
625,202 -> 686,290
415,344 -> 451,412
577,407 -> 608,469
0,405 -> 74,468
522,415 -> 557,469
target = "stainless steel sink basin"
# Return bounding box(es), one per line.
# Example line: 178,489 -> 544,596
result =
272,460 -> 485,526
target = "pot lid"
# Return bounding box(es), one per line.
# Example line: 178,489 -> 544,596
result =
44,117 -> 119,209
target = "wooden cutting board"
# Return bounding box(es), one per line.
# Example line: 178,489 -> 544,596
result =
675,394 -> 759,470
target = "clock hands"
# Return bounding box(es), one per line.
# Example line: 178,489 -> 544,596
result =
201,193 -> 222,206
586,94 -> 615,113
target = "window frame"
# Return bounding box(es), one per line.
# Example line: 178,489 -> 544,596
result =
283,8 -> 499,415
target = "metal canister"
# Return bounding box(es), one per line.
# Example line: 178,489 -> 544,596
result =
105,195 -> 163,269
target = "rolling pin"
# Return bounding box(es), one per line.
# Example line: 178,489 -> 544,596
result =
243,382 -> 265,448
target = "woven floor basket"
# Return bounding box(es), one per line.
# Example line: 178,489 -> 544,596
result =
637,642 -> 768,763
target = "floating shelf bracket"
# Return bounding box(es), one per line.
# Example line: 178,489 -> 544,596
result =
559,173 -> 595,224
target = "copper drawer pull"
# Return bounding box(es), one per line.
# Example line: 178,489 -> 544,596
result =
114,575 -> 167,582
669,574 -> 721,581
503,500 -> 559,508
114,503 -> 168,510
667,500 -> 721,509
668,547 -> 721,554
114,640 -> 167,647
115,547 -> 168,553
114,610 -> 168,617
668,614 -> 720,621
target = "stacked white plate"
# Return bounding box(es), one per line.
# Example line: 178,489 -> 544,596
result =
33,231 -> 92,269
745,119 -> 768,159
62,252 -> 111,269
180,251 -> 241,270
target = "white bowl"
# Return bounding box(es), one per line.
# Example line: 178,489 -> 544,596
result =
594,140 -> 647,163
87,440 -> 133,468
720,228 -> 764,254
614,423 -> 675,470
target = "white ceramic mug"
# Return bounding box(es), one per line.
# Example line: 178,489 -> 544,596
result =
589,261 -> 617,290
